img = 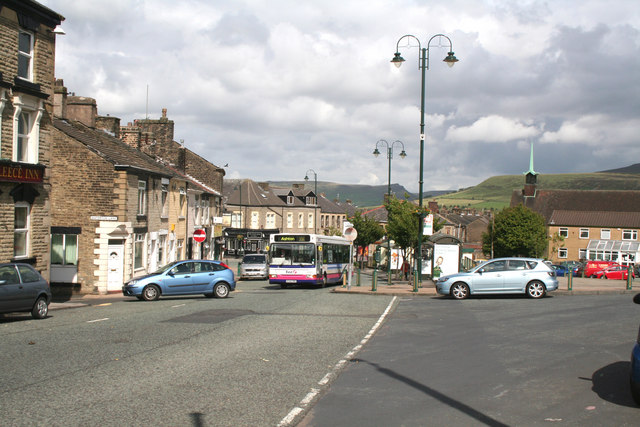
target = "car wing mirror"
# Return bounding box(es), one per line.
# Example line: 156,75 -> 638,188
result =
633,293 -> 640,304
478,268 -> 484,275
167,271 -> 175,276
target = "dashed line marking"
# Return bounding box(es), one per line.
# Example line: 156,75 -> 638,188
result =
278,296 -> 397,427
87,318 -> 109,323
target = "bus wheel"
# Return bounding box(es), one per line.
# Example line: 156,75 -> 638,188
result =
320,275 -> 327,288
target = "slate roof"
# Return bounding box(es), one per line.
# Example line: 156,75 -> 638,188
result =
53,118 -> 173,178
549,210 -> 640,228
511,189 -> 640,222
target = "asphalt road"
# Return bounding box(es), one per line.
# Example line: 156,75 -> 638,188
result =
0,281 -> 394,426
300,293 -> 640,426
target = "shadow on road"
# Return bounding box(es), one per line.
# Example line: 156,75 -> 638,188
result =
351,358 -> 509,427
583,361 -> 637,407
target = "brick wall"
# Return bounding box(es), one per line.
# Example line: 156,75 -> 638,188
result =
50,127 -> 120,291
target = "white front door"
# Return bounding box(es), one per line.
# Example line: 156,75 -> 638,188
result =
107,244 -> 124,292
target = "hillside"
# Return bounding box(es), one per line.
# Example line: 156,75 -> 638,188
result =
225,179 -> 450,208
432,172 -> 640,210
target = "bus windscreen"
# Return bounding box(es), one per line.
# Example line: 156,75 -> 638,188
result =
270,243 -> 315,266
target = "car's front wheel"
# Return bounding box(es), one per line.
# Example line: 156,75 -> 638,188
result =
141,284 -> 160,301
31,296 -> 48,319
450,282 -> 469,300
213,282 -> 230,298
526,281 -> 546,298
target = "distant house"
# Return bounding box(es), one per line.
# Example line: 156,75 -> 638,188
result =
511,146 -> 640,265
221,180 -> 349,255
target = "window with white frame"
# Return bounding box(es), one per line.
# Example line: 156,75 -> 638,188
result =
308,213 -> 314,229
177,239 -> 184,261
157,235 -> 166,266
18,31 -> 34,81
134,233 -> 145,270
179,188 -> 186,218
137,180 -> 146,215
266,213 -> 275,229
231,211 -> 242,228
161,180 -> 169,218
579,228 -> 589,239
287,195 -> 294,205
194,194 -> 201,225
298,213 -> 303,228
558,248 -> 568,259
51,234 -> 78,265
14,203 -> 30,258
12,95 -> 43,164
321,215 -> 325,228
251,211 -> 259,229
287,213 -> 293,229
622,229 -> 638,240
305,196 -> 316,205
202,197 -> 208,224
579,249 -> 587,260
600,229 -> 611,240
559,228 -> 568,238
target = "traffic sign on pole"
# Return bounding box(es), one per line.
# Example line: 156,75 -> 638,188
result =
193,229 -> 206,243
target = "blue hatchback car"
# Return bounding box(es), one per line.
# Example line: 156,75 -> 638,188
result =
122,260 -> 236,301
631,293 -> 640,405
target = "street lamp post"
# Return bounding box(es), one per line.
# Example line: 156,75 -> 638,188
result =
304,169 -> 318,234
373,139 -> 406,285
391,34 -> 458,289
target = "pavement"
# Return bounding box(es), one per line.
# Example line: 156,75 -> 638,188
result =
47,267 -> 640,312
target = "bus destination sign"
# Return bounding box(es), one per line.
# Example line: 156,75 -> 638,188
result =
274,235 -> 311,242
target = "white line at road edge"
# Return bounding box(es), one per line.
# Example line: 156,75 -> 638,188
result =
277,296 -> 397,427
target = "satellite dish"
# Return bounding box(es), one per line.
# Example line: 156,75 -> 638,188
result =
343,227 -> 358,242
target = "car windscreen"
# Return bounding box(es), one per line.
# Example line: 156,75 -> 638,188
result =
243,255 -> 266,264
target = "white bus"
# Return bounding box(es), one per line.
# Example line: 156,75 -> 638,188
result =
268,233 -> 351,288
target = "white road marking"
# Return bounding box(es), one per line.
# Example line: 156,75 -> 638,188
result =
87,318 -> 109,323
172,304 -> 186,308
278,296 -> 397,427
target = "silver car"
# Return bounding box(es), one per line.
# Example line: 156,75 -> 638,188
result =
239,254 -> 268,280
436,257 -> 558,300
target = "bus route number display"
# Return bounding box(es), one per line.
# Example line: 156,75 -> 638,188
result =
274,235 -> 311,242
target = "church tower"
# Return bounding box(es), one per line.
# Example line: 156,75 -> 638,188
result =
523,142 -> 538,197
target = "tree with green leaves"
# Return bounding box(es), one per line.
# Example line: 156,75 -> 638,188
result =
349,211 -> 385,268
482,204 -> 548,258
385,194 -> 443,276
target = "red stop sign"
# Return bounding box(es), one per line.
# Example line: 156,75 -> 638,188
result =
193,229 -> 206,243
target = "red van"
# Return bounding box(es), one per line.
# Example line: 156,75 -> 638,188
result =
583,261 -> 619,278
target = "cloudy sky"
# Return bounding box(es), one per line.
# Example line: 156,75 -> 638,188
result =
40,0 -> 640,192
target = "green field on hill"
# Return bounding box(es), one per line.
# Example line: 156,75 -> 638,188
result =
430,172 -> 640,210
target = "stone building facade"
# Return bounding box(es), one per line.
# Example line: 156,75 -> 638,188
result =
50,87 -> 188,293
0,0 -> 63,279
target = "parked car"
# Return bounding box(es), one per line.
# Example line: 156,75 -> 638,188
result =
0,263 -> 51,319
435,257 -> 559,300
631,293 -> 640,405
239,254 -> 268,280
122,260 -> 236,301
593,265 -> 634,280
582,261 -> 620,278
551,264 -> 569,277
561,260 -> 582,271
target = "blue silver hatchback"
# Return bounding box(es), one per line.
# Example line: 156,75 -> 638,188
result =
122,260 -> 236,301
436,257 -> 558,300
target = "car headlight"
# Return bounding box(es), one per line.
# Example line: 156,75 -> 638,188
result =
127,280 -> 138,286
